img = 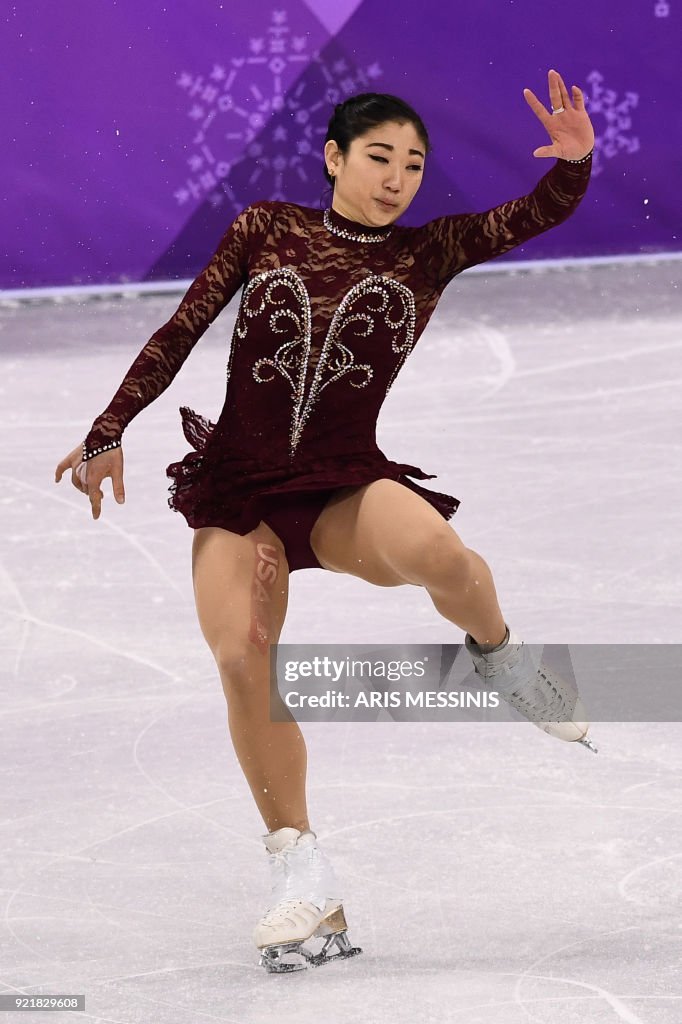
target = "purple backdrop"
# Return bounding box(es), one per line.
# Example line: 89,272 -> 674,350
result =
3,0 -> 680,290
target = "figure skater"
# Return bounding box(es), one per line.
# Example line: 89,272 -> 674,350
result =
56,69 -> 596,972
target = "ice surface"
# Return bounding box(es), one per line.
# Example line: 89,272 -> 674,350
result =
1,259 -> 681,1022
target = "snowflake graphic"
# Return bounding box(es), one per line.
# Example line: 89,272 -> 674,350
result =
584,71 -> 639,176
174,8 -> 382,213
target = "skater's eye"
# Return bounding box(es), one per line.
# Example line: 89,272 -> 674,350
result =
369,155 -> 422,171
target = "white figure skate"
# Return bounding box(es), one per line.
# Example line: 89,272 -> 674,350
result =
253,826 -> 362,973
465,627 -> 598,753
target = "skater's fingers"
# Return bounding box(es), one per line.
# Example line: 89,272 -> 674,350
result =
553,69 -> 572,110
572,84 -> 586,112
54,456 -> 69,483
55,443 -> 83,483
523,87 -> 551,127
84,465 -> 106,519
110,461 -> 125,505
547,68 -> 564,111
69,466 -> 83,493
71,462 -> 87,494
88,480 -> 104,520
81,447 -> 125,517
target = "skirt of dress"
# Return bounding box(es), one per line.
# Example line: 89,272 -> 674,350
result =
166,405 -> 460,535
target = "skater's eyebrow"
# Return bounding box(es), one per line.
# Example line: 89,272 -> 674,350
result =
365,142 -> 425,159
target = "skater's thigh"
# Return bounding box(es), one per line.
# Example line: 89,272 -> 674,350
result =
310,479 -> 463,587
191,522 -> 290,662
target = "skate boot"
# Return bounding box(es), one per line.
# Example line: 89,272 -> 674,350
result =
465,627 -> 598,753
253,826 -> 362,973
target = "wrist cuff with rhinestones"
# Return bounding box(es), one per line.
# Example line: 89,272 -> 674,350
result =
82,438 -> 122,461
561,148 -> 594,164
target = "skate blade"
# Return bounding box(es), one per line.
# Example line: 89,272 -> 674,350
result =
543,723 -> 598,753
258,930 -> 362,974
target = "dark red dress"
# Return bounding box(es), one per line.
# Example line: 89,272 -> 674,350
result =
83,156 -> 592,570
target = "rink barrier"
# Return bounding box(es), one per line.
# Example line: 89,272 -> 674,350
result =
2,251 -> 682,304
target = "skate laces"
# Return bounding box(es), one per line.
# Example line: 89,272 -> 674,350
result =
266,839 -> 333,906
474,641 -> 577,723
505,664 -> 576,722
268,848 -> 289,890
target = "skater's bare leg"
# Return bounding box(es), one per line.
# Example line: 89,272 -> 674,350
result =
192,523 -> 310,833
310,480 -> 507,646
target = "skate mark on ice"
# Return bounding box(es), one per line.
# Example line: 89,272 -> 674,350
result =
601,546 -> 682,589
131,693 -> 251,844
459,322 -> 516,402
617,851 -> 682,906
79,888 -> 260,1013
462,375 -> 682,416
513,971 -> 651,1024
2,696 -> 243,963
319,784 -> 675,838
0,692 -> 171,727
3,689 -> 252,972
88,964 -> 252,1021
513,335 -> 682,381
384,984 -> 681,1019
512,925 -> 648,1024
447,376 -> 682,429
320,799 -> 587,842
3,875 -> 236,939
627,810 -> 682,845
463,479 -> 656,542
1,789 -> 246,970
0,555 -> 30,678
620,779 -> 657,796
0,605 -> 181,686
0,474 -> 185,597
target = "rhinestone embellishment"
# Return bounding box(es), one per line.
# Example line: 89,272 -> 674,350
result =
82,437 -> 122,461
323,208 -> 393,243
238,267 -> 416,457
562,148 -> 594,164
238,268 -> 312,458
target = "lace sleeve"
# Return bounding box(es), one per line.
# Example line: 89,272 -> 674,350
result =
423,155 -> 592,287
82,202 -> 272,460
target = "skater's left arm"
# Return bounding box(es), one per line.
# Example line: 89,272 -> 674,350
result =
425,69 -> 595,285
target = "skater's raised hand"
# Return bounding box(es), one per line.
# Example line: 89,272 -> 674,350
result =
54,444 -> 125,520
523,68 -> 595,161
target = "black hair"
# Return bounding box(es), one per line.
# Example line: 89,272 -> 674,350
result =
322,92 -> 431,188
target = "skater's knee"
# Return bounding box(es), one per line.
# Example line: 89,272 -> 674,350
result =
396,527 -> 471,588
215,642 -> 268,702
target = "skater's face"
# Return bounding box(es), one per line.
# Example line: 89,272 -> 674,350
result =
324,120 -> 425,227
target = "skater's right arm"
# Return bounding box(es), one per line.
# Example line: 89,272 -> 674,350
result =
55,202 -> 273,519
80,202 -> 273,463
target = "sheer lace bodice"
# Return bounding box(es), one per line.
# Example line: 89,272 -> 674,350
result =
83,156 -> 592,462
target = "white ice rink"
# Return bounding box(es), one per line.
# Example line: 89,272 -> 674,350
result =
1,257 -> 681,1022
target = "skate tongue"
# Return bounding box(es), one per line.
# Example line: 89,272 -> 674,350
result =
263,827 -> 318,855
263,828 -> 301,854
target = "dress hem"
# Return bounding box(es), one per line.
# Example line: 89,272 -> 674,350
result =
165,405 -> 460,533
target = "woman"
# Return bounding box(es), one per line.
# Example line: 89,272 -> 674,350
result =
55,69 -> 596,972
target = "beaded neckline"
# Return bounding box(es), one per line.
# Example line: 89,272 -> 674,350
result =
323,207 -> 393,243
